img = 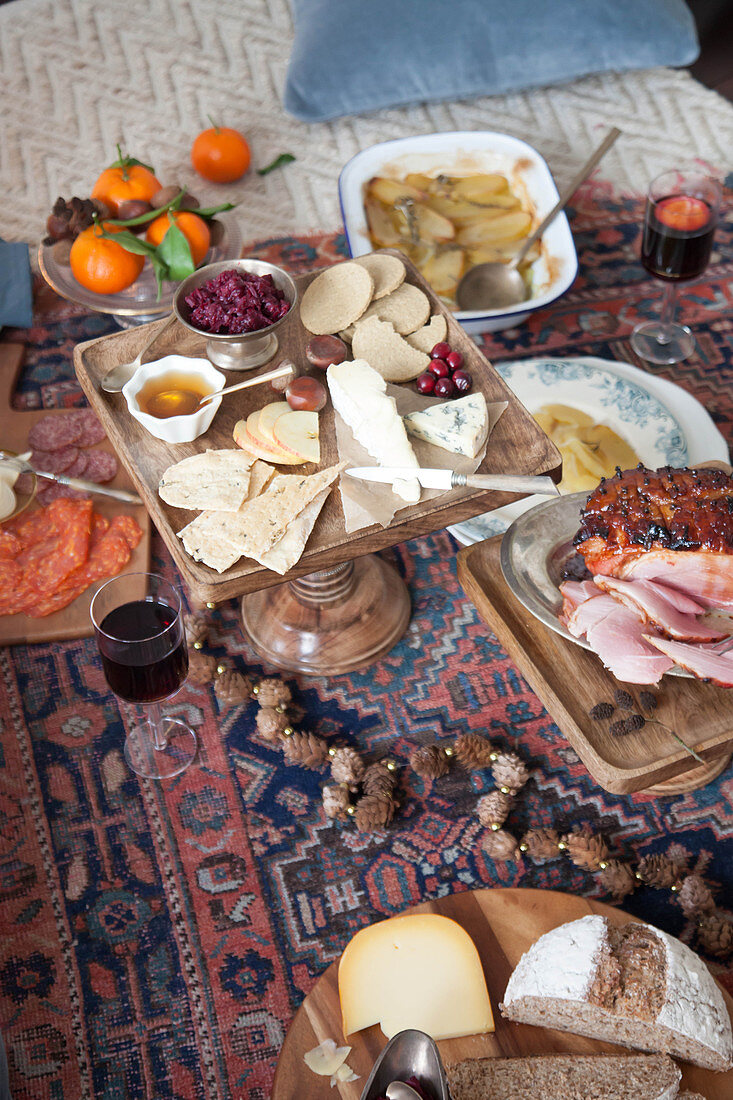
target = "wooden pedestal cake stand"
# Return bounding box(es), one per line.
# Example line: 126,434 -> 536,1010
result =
74,254 -> 560,676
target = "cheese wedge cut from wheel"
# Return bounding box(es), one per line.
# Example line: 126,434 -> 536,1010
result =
338,913 -> 495,1040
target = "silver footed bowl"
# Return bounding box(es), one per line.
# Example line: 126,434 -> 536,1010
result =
173,258 -> 298,372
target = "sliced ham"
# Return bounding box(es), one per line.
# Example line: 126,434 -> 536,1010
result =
592,576 -> 729,643
559,580 -> 598,626
619,551 -> 733,611
567,594 -> 674,684
644,635 -> 733,687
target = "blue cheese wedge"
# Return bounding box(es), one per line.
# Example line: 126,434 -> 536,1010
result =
403,393 -> 489,458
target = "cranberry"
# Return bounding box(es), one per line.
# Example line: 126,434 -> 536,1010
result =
452,369 -> 473,393
429,358 -> 450,378
446,350 -> 464,371
434,376 -> 456,399
431,341 -> 452,360
415,371 -> 436,395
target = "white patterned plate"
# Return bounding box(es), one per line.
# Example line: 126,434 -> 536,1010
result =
450,356 -> 728,546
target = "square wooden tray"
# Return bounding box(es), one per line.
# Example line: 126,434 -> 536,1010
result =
74,252 -> 560,604
457,535 -> 733,795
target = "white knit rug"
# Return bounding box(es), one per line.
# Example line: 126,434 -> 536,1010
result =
2,0 -> 733,250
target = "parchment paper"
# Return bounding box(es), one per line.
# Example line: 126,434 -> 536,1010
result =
334,384 -> 508,532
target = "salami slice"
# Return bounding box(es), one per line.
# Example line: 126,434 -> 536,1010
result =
30,446 -> 79,476
108,514 -> 143,551
69,409 -> 106,448
25,498 -> 92,596
83,451 -> 118,483
63,452 -> 89,480
36,483 -> 88,506
0,530 -> 22,559
28,414 -> 82,452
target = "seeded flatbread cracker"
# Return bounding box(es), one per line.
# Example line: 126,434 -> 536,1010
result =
406,313 -> 448,354
178,520 -> 243,573
159,449 -> 254,511
300,262 -> 374,335
255,487 -> 330,574
246,460 -> 276,500
353,253 -> 406,300
351,315 -> 431,383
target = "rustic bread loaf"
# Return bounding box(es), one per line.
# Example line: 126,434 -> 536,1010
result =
445,1052 -> 681,1099
500,915 -> 732,1073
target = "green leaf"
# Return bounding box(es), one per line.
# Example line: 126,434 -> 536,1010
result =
257,153 -> 296,176
95,225 -> 158,259
195,201 -> 238,218
668,729 -> 705,764
157,218 -> 195,281
149,253 -> 170,300
109,144 -> 156,175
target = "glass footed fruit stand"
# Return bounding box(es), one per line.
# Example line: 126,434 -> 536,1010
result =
38,212 -> 243,328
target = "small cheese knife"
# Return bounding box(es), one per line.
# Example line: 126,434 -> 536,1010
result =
345,466 -> 560,495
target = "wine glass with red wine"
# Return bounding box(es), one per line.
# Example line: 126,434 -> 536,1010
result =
90,572 -> 196,779
631,168 -> 721,365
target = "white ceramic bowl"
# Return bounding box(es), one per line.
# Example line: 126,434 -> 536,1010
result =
338,131 -> 579,335
122,355 -> 226,444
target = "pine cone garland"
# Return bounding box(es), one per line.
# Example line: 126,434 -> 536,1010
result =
491,751 -> 530,794
476,791 -> 512,829
519,828 -> 561,864
481,828 -> 520,861
322,783 -> 351,821
253,678 -> 292,709
676,874 -> 715,917
184,611 -> 209,649
214,669 -> 252,707
280,731 -> 329,769
696,911 -> 733,959
410,744 -> 451,780
362,761 -> 398,798
561,826 -> 609,872
353,794 -> 395,833
636,853 -> 681,890
454,732 -> 496,769
187,650 -> 218,685
596,859 -> 637,903
255,706 -> 290,741
330,746 -> 365,789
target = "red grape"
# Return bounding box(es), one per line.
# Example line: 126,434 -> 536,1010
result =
431,341 -> 451,360
415,372 -> 436,395
429,358 -> 450,378
286,376 -> 327,412
434,376 -> 455,398
446,350 -> 464,371
452,370 -> 472,393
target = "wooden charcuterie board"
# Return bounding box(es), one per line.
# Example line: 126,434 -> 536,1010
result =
73,252 -> 561,604
457,535 -> 733,794
272,887 -> 733,1100
0,342 -> 150,645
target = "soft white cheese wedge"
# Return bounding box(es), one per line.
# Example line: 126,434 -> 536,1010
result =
403,392 -> 489,458
327,359 -> 421,503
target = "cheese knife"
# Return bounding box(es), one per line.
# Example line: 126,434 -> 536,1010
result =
0,450 -> 142,505
345,467 -> 560,495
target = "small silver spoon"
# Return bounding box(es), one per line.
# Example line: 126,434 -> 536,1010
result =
195,361 -> 295,409
386,1083 -> 424,1100
456,126 -> 621,312
100,312 -> 178,393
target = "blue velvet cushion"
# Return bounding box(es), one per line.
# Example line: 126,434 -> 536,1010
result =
284,0 -> 699,122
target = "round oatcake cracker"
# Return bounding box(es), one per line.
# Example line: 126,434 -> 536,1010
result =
355,281 -> 431,336
300,262 -> 374,335
405,313 -> 448,354
353,253 -> 406,299
351,315 -> 431,382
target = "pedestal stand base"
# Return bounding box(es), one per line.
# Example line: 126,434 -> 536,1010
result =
240,555 -> 411,676
645,752 -> 731,795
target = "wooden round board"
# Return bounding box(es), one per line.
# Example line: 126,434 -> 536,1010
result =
272,887 -> 733,1099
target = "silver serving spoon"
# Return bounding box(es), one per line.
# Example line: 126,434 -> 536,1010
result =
456,126 -> 621,311
100,312 -> 178,393
386,1082 -> 424,1100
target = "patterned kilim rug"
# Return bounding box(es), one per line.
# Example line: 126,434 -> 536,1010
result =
0,186 -> 732,1099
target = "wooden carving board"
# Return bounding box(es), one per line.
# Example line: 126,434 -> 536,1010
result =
457,536 -> 733,794
0,342 -> 150,645
272,887 -> 733,1100
73,252 -> 561,604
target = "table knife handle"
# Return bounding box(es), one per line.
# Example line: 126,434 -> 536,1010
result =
456,473 -> 560,495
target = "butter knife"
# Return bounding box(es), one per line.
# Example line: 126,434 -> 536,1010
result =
345,467 -> 560,495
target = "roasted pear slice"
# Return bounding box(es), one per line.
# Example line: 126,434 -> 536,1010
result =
421,246 -> 465,296
456,210 -> 532,248
366,176 -> 427,205
364,197 -> 402,247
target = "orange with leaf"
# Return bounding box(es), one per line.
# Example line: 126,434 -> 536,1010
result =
69,223 -> 145,294
145,211 -> 211,266
91,147 -> 161,215
191,120 -> 251,184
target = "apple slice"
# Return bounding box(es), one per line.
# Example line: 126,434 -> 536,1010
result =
257,401 -> 291,444
273,411 -> 320,464
233,416 -> 304,466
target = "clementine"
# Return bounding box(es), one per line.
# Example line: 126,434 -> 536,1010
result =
91,162 -> 161,216
69,223 -> 145,295
191,125 -> 250,184
145,211 -> 211,266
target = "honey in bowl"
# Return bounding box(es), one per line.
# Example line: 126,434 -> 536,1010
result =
135,371 -> 213,419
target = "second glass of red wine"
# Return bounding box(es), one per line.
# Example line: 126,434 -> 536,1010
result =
631,169 -> 721,365
90,572 -> 196,779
